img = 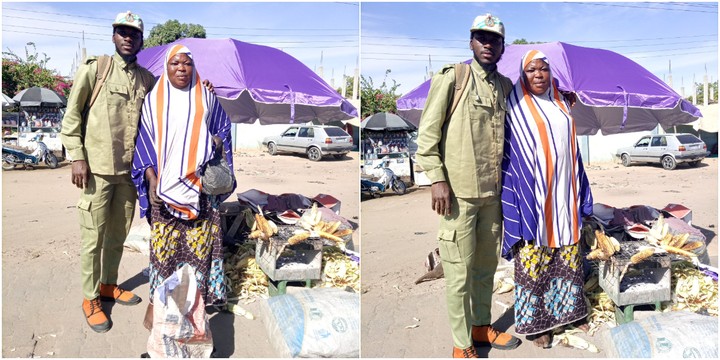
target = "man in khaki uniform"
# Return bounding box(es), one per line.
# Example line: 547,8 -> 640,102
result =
415,14 -> 520,358
61,11 -> 155,333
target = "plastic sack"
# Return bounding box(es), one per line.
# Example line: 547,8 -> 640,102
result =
602,311 -> 717,358
124,221 -> 151,256
147,264 -> 213,358
264,288 -> 359,358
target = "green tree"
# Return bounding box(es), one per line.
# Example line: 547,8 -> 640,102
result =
686,81 -> 718,104
336,75 -> 355,99
512,38 -> 544,45
2,42 -> 70,97
360,69 -> 401,119
144,20 -> 207,48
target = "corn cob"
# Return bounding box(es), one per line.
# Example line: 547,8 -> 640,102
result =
672,233 -> 690,249
287,232 -> 311,245
681,241 -> 703,252
595,230 -> 615,257
586,248 -> 610,261
319,231 -> 344,244
662,244 -> 698,260
333,228 -> 353,238
326,221 -> 342,235
249,230 -> 264,240
630,248 -> 656,264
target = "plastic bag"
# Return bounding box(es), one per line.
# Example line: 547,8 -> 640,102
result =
264,288 -> 359,358
147,264 -> 214,358
602,311 -> 717,358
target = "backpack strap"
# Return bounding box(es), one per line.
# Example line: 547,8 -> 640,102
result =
445,63 -> 471,121
87,55 -> 112,109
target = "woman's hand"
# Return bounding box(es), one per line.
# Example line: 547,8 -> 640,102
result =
145,167 -> 163,207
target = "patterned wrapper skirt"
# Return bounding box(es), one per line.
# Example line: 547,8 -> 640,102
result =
148,195 -> 227,306
512,242 -> 587,335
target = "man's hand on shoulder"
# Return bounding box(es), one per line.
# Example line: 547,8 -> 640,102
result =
431,181 -> 452,216
71,160 -> 89,189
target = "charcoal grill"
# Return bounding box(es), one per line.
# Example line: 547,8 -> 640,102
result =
598,240 -> 671,324
255,226 -> 324,296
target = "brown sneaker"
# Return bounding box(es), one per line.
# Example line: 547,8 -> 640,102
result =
82,298 -> 111,333
100,283 -> 141,305
472,325 -> 520,350
452,346 -> 480,358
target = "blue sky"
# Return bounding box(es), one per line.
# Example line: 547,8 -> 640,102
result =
2,2 -> 359,89
361,2 -> 719,96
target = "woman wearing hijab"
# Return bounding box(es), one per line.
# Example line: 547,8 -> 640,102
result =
131,44 -> 235,332
500,50 -> 593,348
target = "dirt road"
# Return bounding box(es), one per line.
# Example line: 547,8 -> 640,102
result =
2,149 -> 359,358
360,158 -> 718,358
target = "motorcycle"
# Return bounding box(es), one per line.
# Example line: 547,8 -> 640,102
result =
2,137 -> 59,170
361,162 -> 407,198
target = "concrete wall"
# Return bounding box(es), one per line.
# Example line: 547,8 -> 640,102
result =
581,130 -> 654,164
230,121 -> 299,151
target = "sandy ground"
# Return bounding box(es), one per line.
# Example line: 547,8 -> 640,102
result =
360,158 -> 718,358
1,149 -> 359,358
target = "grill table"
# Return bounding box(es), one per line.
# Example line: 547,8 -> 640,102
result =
598,241 -> 672,324
255,230 -> 323,296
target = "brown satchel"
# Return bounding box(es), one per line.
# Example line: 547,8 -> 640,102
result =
445,63 -> 472,121
87,55 -> 112,109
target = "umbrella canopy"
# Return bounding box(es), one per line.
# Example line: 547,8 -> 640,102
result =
361,112 -> 416,131
12,87 -> 67,107
2,92 -> 16,108
137,38 -> 357,125
397,42 -> 701,135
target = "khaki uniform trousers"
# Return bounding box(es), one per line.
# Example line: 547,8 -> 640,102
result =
437,196 -> 501,349
77,173 -> 137,300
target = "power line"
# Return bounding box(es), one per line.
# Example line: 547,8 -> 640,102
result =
2,8 -> 358,32
2,28 -> 357,49
574,2 -> 718,13
363,39 -> 715,50
361,43 -> 717,59
362,33 -> 717,44
3,14 -> 358,37
2,24 -> 357,45
363,49 -> 718,63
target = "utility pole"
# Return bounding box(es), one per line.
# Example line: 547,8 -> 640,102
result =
703,64 -> 708,106
353,55 -> 359,101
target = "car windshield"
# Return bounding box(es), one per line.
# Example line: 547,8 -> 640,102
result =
676,134 -> 703,144
635,137 -> 650,147
324,127 -> 349,137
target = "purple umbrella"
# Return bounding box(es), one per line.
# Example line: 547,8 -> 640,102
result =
137,38 -> 357,125
397,42 -> 701,135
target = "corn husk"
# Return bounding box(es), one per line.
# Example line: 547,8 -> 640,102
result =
318,247 -> 360,292
223,245 -> 269,301
664,261 -> 718,315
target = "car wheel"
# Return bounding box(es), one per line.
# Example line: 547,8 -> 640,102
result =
267,142 -> 277,155
661,155 -> 677,170
688,160 -> 702,167
307,147 -> 322,161
621,154 -> 631,167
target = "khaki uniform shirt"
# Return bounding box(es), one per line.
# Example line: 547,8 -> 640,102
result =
415,59 -> 513,198
61,53 -> 156,175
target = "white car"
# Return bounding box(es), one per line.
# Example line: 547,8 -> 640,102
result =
616,133 -> 709,170
262,125 -> 353,161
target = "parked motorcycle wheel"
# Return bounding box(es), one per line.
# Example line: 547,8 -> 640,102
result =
391,178 -> 407,195
45,153 -> 59,169
2,154 -> 18,170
